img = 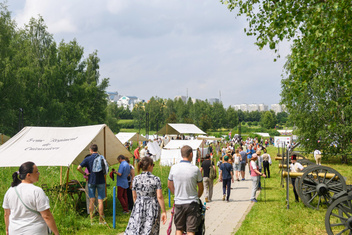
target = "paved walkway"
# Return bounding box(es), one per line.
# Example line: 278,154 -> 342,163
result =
159,170 -> 256,235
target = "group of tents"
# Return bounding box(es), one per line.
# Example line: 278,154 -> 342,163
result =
0,123 -> 213,172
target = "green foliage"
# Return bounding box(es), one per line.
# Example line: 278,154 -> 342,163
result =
261,111 -> 276,129
0,5 -> 108,136
222,0 -> 352,162
268,130 -> 280,137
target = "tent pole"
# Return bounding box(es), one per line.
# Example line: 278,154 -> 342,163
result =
60,166 -> 62,185
1,134 -> 3,145
65,167 -> 70,202
104,126 -> 107,207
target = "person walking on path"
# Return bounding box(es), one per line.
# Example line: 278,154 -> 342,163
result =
314,149 -> 322,165
115,155 -> 131,213
200,154 -> 215,202
77,144 -> 106,224
246,145 -> 255,175
249,153 -> 266,203
239,147 -> 247,181
290,154 -> 304,202
262,152 -> 272,178
3,161 -> 59,235
125,157 -> 167,235
133,146 -> 140,165
168,145 -> 204,235
220,155 -> 234,202
233,149 -> 241,181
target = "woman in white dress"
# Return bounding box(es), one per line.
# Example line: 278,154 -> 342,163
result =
2,161 -> 59,235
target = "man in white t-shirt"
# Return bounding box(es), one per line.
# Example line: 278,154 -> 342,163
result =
314,149 -> 322,165
290,154 -> 304,202
168,145 -> 203,235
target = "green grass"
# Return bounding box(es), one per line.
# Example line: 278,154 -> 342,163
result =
235,146 -> 352,235
0,160 -> 172,235
1,146 -> 350,234
118,119 -> 134,124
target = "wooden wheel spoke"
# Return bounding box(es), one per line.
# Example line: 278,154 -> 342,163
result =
336,227 -> 349,235
317,196 -> 321,209
303,189 -> 316,195
323,171 -> 328,183
331,212 -> 348,221
326,174 -> 337,184
308,192 -> 318,204
331,222 -> 346,227
338,204 -> 352,217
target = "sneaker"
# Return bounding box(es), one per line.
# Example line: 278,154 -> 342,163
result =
250,199 -> 258,203
242,178 -> 245,181
205,197 -> 209,203
222,195 -> 226,201
99,221 -> 107,225
122,211 -> 130,214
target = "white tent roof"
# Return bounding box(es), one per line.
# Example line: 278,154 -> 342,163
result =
163,140 -> 203,150
197,135 -> 221,141
0,124 -> 132,167
115,132 -> 148,144
254,133 -> 270,137
157,123 -> 206,135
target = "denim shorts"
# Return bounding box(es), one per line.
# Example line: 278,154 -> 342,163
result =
88,183 -> 105,200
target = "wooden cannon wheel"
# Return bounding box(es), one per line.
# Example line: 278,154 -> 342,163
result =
325,191 -> 352,235
298,165 -> 347,210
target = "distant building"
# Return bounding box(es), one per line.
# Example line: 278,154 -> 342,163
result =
232,103 -> 269,112
106,91 -> 120,102
117,96 -> 143,111
232,104 -> 241,111
174,95 -> 187,102
270,104 -> 283,114
258,104 -> 268,112
248,104 -> 259,112
209,98 -> 220,105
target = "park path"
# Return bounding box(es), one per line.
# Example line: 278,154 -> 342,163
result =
159,170 -> 257,235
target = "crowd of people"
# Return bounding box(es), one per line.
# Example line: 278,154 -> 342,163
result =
2,137 -> 278,235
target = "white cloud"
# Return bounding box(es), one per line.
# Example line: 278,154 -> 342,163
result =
7,0 -> 291,107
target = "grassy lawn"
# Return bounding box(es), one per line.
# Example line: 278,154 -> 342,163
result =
236,146 -> 352,235
1,145 -> 350,234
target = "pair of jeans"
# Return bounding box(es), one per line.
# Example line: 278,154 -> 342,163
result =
222,178 -> 231,201
203,177 -> 213,200
263,161 -> 270,178
117,186 -> 128,212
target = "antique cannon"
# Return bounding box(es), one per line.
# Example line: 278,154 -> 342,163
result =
325,190 -> 352,235
282,165 -> 347,210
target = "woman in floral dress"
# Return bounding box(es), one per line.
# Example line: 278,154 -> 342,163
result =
125,157 -> 167,235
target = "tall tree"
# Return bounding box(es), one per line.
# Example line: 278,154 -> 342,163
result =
223,0 -> 352,162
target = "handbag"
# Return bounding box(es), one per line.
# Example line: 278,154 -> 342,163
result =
15,187 -> 52,234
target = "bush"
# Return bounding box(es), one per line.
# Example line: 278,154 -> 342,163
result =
269,130 -> 280,136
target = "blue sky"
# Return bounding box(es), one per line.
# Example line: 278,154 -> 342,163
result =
6,0 -> 290,108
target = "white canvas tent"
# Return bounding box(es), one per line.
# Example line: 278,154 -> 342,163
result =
115,132 -> 148,144
157,123 -> 206,135
0,124 -> 132,167
147,141 -> 161,161
254,133 -> 270,137
160,140 -> 203,166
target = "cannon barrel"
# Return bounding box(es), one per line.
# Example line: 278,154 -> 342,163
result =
282,171 -> 339,179
279,164 -> 308,168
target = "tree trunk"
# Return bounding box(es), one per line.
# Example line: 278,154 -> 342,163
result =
341,155 -> 348,164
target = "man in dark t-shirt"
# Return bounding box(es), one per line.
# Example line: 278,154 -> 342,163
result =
200,154 -> 215,202
77,144 -> 106,225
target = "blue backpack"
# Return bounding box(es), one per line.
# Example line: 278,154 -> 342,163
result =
92,155 -> 109,175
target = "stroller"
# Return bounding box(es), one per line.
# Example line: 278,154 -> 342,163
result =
167,199 -> 207,235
